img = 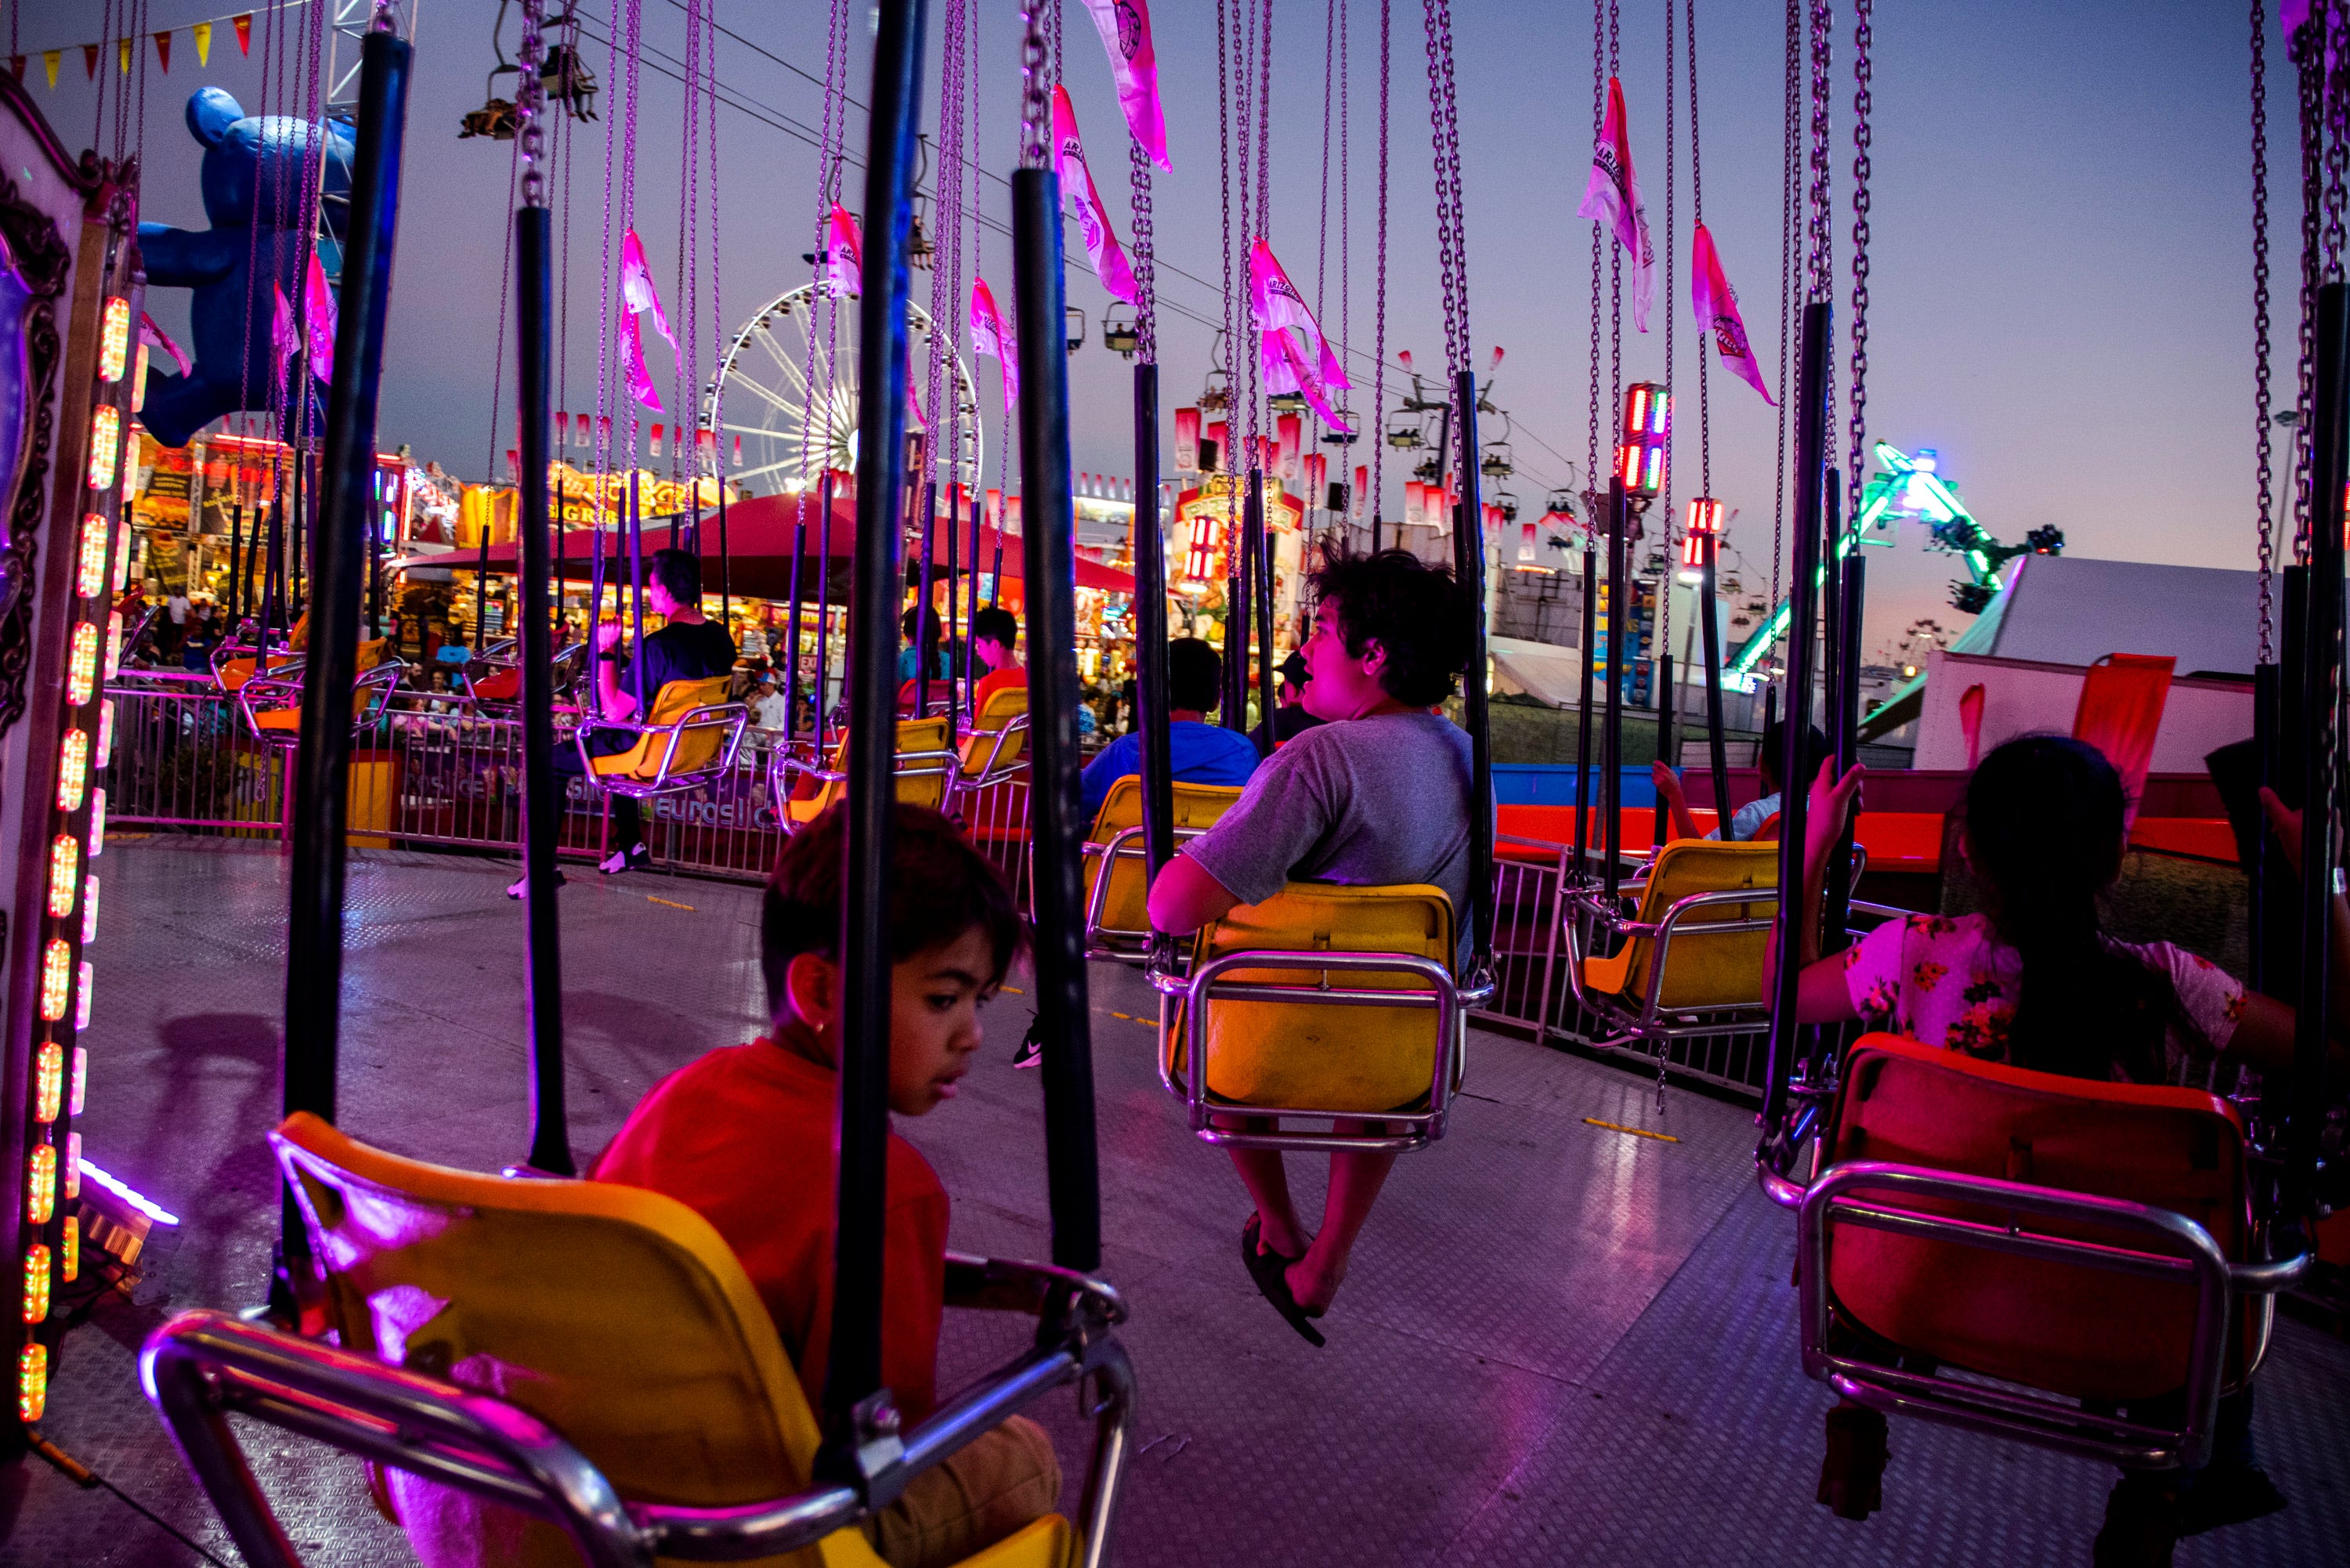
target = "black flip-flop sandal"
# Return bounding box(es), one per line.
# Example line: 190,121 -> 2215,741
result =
1241,1215 -> 1326,1349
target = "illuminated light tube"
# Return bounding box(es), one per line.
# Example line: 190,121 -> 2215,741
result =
62,1135 -> 78,1201
105,612 -> 123,678
60,1217 -> 78,1283
22,1246 -> 49,1324
74,963 -> 92,1031
82,876 -> 99,945
76,513 -> 109,597
89,789 -> 105,845
1644,448 -> 1666,493
66,622 -> 99,704
68,1046 -> 85,1117
18,1343 -> 46,1422
25,1144 -> 55,1223
56,730 -> 88,811
113,520 -> 130,592
96,699 -> 114,767
46,836 -> 78,917
98,296 -> 130,381
33,1044 -> 61,1123
87,405 -> 119,490
38,940 -> 70,1021
78,1161 -> 179,1227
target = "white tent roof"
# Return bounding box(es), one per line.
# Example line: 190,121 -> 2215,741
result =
1950,554 -> 2259,677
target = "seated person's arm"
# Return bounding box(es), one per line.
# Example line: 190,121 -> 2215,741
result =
1761,758 -> 1867,1024
1649,760 -> 1701,844
1148,852 -> 1242,935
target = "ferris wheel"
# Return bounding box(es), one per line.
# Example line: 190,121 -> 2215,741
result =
705,284 -> 983,497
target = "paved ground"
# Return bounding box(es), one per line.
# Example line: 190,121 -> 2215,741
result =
5,837 -> 2345,1566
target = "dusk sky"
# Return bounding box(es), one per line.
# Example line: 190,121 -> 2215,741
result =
17,1 -> 2298,663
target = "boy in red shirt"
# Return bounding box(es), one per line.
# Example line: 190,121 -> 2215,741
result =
593,803 -> 1051,1568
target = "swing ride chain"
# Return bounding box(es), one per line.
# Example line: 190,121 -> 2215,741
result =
2295,8 -> 2320,558
1689,0 -> 1709,499
1586,0 -> 1603,519
1130,145 -> 1158,363
1020,6 -> 1050,168
2254,0 -> 2275,663
2327,2 -> 2348,283
518,1 -> 549,208
1423,0 -> 1469,392
1848,0 -> 1871,511
1806,0 -> 1833,306
1372,0 -> 1390,519
1773,0 -> 1799,613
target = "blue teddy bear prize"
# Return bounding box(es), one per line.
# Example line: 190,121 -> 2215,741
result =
136,88 -> 354,450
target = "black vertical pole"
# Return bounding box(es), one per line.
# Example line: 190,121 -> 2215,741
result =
627,470 -> 647,716
1452,371 -> 1495,966
2290,278 -> 2346,1213
515,200 -> 571,1175
586,496 -> 609,710
1699,531 -> 1730,841
820,0 -> 926,1471
815,469 -> 837,735
1370,508 -> 1383,555
1650,651 -> 1673,847
2261,566 -> 2308,996
1602,480 -> 1627,902
1227,481 -> 1254,732
1014,160 -> 1103,1274
786,517 -> 808,737
967,484 -> 987,713
227,503 -> 246,627
1133,362 -> 1173,876
944,480 -> 961,708
262,502 -> 284,649
1247,471 -> 1274,747
1574,543 -> 1596,880
1823,550 -> 1865,954
367,470 -> 383,638
280,25 -> 407,1199
916,479 -> 938,713
1762,300 -> 1832,1136
718,479 -> 732,629
473,491 -> 490,652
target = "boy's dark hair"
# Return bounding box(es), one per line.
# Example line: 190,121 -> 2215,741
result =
1307,545 -> 1474,707
648,547 -> 703,605
761,803 -> 1025,1021
1167,637 -> 1222,713
1759,719 -> 1830,792
970,605 -> 1019,649
900,606 -> 940,645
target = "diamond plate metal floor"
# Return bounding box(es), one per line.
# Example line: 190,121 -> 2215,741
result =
9,839 -> 2345,1566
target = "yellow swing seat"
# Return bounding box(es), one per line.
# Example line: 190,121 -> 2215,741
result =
776,716 -> 958,828
1079,775 -> 1244,963
957,685 -> 1030,786
141,1114 -> 1130,1568
240,643 -> 403,741
580,674 -> 749,797
1153,882 -> 1480,1152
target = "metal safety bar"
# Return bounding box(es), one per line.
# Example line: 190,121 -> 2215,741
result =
1785,1162 -> 2313,1471
1151,949 -> 1495,1153
1079,821 -> 1218,962
143,1263 -> 1137,1568
573,701 -> 751,800
769,743 -> 962,829
237,660 -> 407,746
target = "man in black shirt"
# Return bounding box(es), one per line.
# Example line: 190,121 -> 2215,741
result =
509,547 -> 735,895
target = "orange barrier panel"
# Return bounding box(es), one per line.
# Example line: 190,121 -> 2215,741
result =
2127,817 -> 2241,863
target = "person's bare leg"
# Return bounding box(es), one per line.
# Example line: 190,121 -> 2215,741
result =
1224,1130 -> 1309,1259
1288,1136 -> 1401,1313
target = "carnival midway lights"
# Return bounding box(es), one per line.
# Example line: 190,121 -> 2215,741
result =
0,5 -> 2340,1568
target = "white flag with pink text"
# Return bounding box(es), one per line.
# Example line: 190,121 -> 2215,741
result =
1576,77 -> 1655,332
1051,86 -> 1141,305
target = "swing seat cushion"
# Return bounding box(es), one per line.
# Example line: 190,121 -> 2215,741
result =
1168,883 -> 1454,1115
959,688 -> 1029,778
1823,1034 -> 2252,1404
269,1112 -> 1076,1568
591,677 -> 738,779
1082,778 -> 1244,938
471,667 -> 521,702
1582,839 -> 1777,1010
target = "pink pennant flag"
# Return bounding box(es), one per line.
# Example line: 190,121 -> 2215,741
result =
623,315 -> 665,414
270,284 -> 296,385
139,311 -> 191,378
1050,86 -> 1141,305
1264,329 -> 1354,435
971,277 -> 1018,414
1692,223 -> 1774,406
303,252 -> 337,381
1352,464 -> 1368,519
1249,239 -> 1350,392
1077,0 -> 1169,171
556,410 -> 571,446
620,228 -> 678,363
649,423 -> 665,458
822,204 -> 863,298
1275,412 -> 1302,484
1576,78 -> 1656,333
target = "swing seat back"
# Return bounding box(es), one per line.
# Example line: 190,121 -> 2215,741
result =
245,660 -> 406,738
1167,883 -> 1455,1115
590,677 -> 739,782
960,686 -> 1029,780
1082,777 -> 1245,941
1818,1035 -> 2253,1405
215,650 -> 298,692
248,1113 -> 1070,1568
1581,839 -> 1779,1011
783,717 -> 959,826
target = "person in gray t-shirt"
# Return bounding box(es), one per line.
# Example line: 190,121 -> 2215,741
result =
1148,546 -> 1476,1344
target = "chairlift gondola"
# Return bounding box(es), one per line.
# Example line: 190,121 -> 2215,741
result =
1103,309 -> 1141,357
1385,409 -> 1426,450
